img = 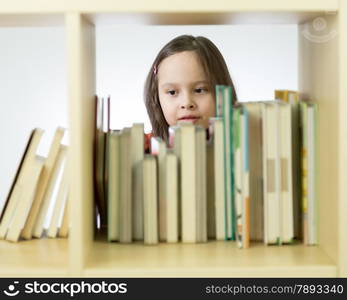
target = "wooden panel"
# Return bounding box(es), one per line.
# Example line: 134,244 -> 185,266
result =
67,13 -> 95,276
299,13 -> 338,264
338,0 -> 347,277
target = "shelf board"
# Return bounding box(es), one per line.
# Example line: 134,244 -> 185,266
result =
84,240 -> 337,277
0,238 -> 69,277
0,14 -> 65,27
0,0 -> 339,14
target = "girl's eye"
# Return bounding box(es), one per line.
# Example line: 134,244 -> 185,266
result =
167,90 -> 177,96
195,87 -> 207,93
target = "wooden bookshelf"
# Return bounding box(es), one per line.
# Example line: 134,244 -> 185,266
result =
0,0 -> 346,277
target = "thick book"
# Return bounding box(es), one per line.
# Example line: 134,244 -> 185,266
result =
143,154 -> 159,245
21,127 -> 65,240
5,155 -> 45,242
180,124 -> 207,243
243,102 -> 264,242
107,130 -> 121,242
0,128 -> 44,239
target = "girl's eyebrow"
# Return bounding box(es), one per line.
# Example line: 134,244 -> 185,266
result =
161,80 -> 209,88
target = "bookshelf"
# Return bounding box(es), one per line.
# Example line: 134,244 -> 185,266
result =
0,0 -> 346,277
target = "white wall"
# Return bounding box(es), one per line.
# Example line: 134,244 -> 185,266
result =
0,27 -> 67,211
0,24 -> 298,209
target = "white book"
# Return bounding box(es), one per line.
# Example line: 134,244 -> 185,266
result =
33,144 -> 67,238
6,155 -> 45,242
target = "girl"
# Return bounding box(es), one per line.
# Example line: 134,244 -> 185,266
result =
144,34 -> 237,145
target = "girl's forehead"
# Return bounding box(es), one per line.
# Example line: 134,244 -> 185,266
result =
158,51 -> 208,84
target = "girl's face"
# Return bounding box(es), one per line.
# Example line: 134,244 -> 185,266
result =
157,51 -> 215,129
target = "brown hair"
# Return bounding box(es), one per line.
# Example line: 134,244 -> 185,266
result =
144,34 -> 237,143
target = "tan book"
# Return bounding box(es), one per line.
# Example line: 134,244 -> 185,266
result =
58,196 -> 69,238
0,128 -> 44,239
47,156 -> 69,238
21,127 -> 65,240
6,155 -> 45,242
32,144 -> 68,238
143,155 -> 158,245
151,136 -> 167,242
131,123 -> 144,241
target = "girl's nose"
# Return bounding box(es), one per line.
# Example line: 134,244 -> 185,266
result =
180,95 -> 197,110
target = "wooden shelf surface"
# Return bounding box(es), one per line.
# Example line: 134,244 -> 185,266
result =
0,238 -> 69,277
84,240 -> 337,277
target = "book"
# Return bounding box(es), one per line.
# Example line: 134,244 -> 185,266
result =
307,103 -> 318,245
21,127 -> 65,240
107,130 -> 121,242
143,154 -> 159,245
151,136 -> 167,242
32,144 -> 68,238
168,125 -> 182,240
215,85 -> 235,240
47,155 -> 69,238
196,126 -> 207,243
262,102 -> 281,245
275,90 -> 301,239
165,150 -> 178,243
300,101 -> 318,245
58,196 -> 69,238
131,123 -> 144,241
119,127 -> 132,243
206,136 -> 216,240
94,95 -> 107,229
234,106 -> 250,248
5,155 -> 45,242
180,124 -> 207,243
209,117 -> 226,241
0,128 -> 44,239
243,102 -> 264,242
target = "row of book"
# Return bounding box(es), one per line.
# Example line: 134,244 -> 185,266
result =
0,127 -> 69,242
95,88 -> 318,248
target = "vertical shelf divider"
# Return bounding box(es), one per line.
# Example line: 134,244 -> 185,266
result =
338,0 -> 347,277
66,12 -> 96,276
